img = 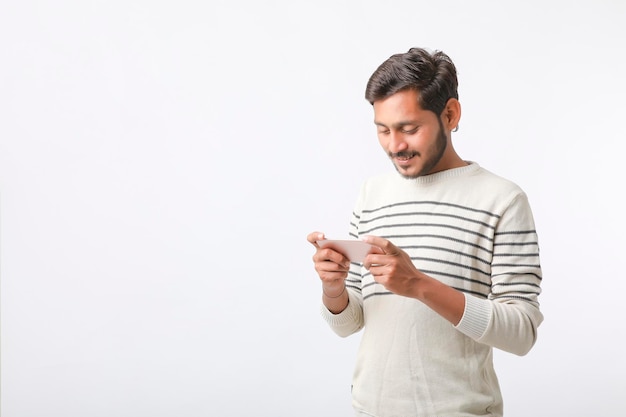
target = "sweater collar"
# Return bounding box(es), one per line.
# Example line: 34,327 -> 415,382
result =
408,161 -> 479,185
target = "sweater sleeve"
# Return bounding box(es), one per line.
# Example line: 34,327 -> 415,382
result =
320,288 -> 365,337
455,192 -> 544,356
319,181 -> 368,337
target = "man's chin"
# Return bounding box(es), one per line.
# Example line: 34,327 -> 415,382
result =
393,164 -> 420,179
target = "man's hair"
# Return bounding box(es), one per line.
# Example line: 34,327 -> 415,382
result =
365,47 -> 459,116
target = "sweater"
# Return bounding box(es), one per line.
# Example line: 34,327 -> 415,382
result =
320,162 -> 543,417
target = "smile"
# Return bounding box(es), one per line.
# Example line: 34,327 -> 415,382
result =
390,151 -> 418,161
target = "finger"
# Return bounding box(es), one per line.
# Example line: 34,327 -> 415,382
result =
307,231 -> 325,247
362,235 -> 400,256
314,258 -> 350,284
314,248 -> 351,269
316,262 -> 349,280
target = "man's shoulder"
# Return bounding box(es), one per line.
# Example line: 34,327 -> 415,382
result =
471,164 -> 525,194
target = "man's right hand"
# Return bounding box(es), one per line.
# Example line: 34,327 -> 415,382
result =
307,231 -> 351,312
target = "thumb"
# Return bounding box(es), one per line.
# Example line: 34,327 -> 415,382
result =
307,231 -> 326,247
362,235 -> 398,255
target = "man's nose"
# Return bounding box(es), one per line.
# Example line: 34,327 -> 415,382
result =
388,131 -> 408,153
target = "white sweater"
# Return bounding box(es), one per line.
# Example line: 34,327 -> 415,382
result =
321,162 -> 543,417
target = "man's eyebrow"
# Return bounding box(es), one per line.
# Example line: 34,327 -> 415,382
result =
374,120 -> 419,128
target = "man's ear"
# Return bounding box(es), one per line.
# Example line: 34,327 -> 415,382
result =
442,98 -> 461,131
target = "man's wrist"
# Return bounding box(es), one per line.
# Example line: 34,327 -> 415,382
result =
322,285 -> 346,298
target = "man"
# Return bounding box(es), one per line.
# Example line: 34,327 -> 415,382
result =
307,47 -> 543,416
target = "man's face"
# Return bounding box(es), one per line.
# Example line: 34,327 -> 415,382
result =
373,89 -> 449,179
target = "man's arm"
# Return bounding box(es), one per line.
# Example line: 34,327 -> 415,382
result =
361,235 -> 466,325
307,231 -> 351,314
362,232 -> 543,356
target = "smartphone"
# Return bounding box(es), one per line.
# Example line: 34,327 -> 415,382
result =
316,239 -> 376,262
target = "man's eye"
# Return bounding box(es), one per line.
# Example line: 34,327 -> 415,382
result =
377,129 -> 390,135
401,127 -> 418,134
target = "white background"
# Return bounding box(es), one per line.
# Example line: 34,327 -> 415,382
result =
1,1 -> 625,416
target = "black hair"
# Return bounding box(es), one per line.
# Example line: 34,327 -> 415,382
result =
365,47 -> 459,116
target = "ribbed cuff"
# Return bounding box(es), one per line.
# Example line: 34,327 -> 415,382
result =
319,291 -> 361,326
454,293 -> 493,340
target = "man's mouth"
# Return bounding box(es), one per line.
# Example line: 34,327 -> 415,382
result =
390,151 -> 418,161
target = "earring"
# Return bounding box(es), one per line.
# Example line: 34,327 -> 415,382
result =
453,125 -> 459,132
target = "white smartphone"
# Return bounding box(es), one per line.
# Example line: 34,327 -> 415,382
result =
316,239 -> 376,262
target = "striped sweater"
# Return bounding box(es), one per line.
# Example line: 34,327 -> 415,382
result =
321,162 -> 543,417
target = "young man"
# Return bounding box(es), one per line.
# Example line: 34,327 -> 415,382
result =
307,47 -> 543,416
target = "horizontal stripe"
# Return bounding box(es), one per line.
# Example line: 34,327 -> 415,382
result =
360,200 -> 502,219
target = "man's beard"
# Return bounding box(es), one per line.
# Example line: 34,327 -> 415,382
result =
390,119 -> 448,179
